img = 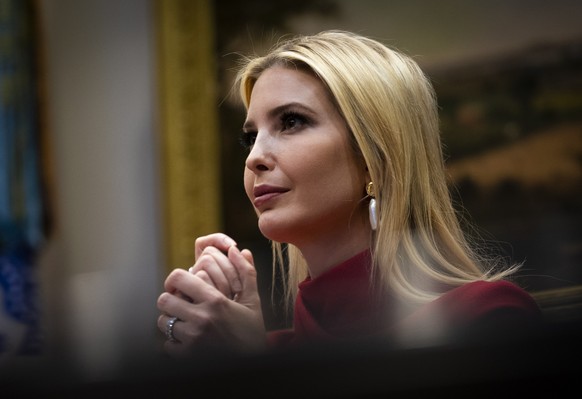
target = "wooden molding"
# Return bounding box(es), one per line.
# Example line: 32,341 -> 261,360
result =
156,0 -> 221,273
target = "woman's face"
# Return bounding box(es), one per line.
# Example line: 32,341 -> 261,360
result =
242,66 -> 368,246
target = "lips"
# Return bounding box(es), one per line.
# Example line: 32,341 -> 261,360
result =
253,184 -> 289,208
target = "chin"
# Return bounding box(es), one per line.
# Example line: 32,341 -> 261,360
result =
257,216 -> 295,244
258,223 -> 285,243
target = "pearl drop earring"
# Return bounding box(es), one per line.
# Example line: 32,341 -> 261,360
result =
366,182 -> 377,231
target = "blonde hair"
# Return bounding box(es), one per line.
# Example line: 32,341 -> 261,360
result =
235,30 -> 518,309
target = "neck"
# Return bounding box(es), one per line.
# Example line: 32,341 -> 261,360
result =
296,226 -> 372,279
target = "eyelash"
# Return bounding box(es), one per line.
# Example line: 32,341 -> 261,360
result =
239,131 -> 256,149
239,111 -> 310,150
280,111 -> 308,131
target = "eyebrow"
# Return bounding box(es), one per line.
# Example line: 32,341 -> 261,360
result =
242,102 -> 315,131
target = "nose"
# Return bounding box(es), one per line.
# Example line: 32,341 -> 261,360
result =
245,131 -> 272,172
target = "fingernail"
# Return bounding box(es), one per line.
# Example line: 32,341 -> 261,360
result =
224,236 -> 237,247
228,247 -> 243,292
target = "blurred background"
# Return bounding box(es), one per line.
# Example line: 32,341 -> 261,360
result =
1,0 -> 581,382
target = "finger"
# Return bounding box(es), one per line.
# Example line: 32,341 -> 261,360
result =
163,335 -> 209,359
164,268 -> 212,297
227,246 -> 259,305
157,290 -> 190,322
163,268 -> 192,294
241,248 -> 254,264
194,269 -> 215,288
194,233 -> 237,259
157,313 -> 181,341
191,247 -> 242,295
164,267 -> 187,295
191,253 -> 231,296
159,313 -> 190,345
164,269 -> 225,307
163,339 -> 194,359
160,271 -> 208,312
157,313 -> 169,336
162,328 -> 196,358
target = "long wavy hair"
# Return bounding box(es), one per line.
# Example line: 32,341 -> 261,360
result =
235,30 -> 518,310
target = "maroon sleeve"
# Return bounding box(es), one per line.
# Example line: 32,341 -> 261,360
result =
399,280 -> 542,345
266,328 -> 295,350
437,280 -> 541,323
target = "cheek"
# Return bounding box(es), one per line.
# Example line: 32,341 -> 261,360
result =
306,144 -> 361,190
243,168 -> 254,201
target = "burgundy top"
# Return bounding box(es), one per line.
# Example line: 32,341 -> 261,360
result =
267,251 -> 541,349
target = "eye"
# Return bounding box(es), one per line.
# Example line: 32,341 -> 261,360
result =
281,111 -> 308,131
239,131 -> 257,149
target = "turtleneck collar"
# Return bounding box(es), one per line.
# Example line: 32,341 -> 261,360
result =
293,250 -> 391,341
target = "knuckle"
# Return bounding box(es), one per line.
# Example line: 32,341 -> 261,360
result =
197,253 -> 213,266
246,265 -> 258,279
206,291 -> 228,309
157,292 -> 171,309
196,269 -> 210,281
205,246 -> 221,255
180,321 -> 198,341
165,269 -> 187,288
195,254 -> 216,273
164,270 -> 177,285
184,311 -> 212,336
196,313 -> 215,335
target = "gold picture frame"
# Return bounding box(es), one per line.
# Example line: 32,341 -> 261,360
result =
156,0 -> 221,273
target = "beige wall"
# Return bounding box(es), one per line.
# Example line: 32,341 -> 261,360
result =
38,0 -> 162,379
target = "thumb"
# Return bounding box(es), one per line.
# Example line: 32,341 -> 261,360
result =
227,246 -> 260,307
240,248 -> 254,264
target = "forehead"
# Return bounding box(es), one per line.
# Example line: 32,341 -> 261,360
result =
247,66 -> 329,112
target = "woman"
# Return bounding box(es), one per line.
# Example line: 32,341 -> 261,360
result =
157,30 -> 541,357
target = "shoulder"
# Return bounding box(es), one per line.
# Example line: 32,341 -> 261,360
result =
436,280 -> 541,319
399,280 -> 542,346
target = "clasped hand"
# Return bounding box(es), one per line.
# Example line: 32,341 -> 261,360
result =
157,233 -> 267,357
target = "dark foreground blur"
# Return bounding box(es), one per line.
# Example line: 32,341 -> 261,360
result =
2,316 -> 581,398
